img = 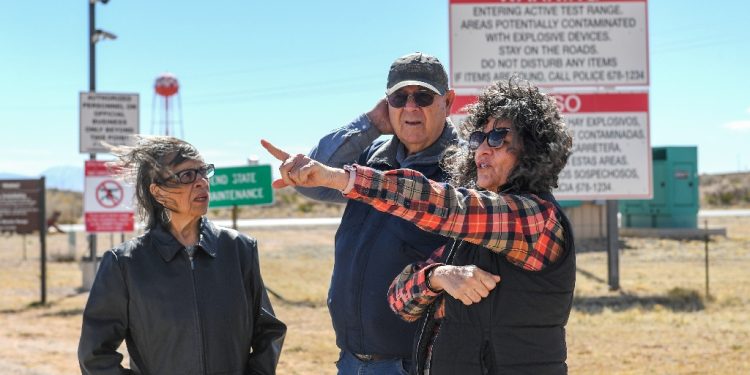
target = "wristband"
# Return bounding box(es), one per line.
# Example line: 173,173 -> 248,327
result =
425,266 -> 441,294
341,165 -> 357,194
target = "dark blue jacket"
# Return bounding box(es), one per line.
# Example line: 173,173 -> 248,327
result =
296,116 -> 459,357
328,140 -> 451,357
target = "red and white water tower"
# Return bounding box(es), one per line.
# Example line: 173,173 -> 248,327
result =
152,73 -> 183,137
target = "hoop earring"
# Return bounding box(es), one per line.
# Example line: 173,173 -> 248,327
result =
160,208 -> 171,225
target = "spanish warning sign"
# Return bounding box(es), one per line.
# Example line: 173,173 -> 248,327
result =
449,0 -> 649,88
553,92 -> 651,199
450,92 -> 651,200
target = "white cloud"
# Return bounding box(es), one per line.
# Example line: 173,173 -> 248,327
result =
724,121 -> 750,132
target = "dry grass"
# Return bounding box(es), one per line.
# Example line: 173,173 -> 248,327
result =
1,217 -> 749,374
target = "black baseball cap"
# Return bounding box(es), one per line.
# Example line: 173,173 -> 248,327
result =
386,52 -> 449,96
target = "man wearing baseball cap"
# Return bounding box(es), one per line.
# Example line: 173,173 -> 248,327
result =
295,52 -> 458,374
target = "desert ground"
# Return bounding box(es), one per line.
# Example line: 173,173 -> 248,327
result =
1,215 -> 748,374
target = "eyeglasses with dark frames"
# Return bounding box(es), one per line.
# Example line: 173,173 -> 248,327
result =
386,89 -> 436,108
160,164 -> 215,185
468,128 -> 511,150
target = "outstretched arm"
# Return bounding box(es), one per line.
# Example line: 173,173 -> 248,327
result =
294,99 -> 392,203
261,141 -> 564,271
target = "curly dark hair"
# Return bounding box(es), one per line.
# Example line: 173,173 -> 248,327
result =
107,136 -> 203,230
442,79 -> 572,193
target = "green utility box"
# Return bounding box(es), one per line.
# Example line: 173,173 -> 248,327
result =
620,146 -> 699,228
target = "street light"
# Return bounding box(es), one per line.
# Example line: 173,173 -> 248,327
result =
89,0 -> 116,96
92,29 -> 117,44
85,0 -> 116,282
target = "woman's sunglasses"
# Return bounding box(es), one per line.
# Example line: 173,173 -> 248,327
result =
468,128 -> 511,150
161,164 -> 215,185
386,90 -> 436,108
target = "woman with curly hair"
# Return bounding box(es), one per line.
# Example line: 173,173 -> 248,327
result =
263,78 -> 574,375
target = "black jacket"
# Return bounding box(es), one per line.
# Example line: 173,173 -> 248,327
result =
78,218 -> 286,375
415,193 -> 576,375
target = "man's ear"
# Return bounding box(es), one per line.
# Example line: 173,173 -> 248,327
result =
444,90 -> 456,114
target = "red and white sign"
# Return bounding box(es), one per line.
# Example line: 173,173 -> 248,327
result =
449,0 -> 649,88
450,92 -> 651,200
84,160 -> 135,232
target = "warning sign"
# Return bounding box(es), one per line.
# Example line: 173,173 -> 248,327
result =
80,92 -> 140,154
553,92 -> 651,200
84,160 -> 135,232
95,180 -> 125,208
449,0 -> 649,88
450,92 -> 651,200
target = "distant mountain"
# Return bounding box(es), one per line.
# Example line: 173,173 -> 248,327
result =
0,172 -> 27,179
1,167 -> 85,192
41,165 -> 84,192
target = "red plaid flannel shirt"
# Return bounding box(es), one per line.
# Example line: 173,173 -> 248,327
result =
343,165 -> 565,322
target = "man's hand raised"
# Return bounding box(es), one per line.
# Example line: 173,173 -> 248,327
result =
260,139 -> 349,190
366,98 -> 393,134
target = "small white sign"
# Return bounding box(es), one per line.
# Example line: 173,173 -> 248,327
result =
80,92 -> 140,154
84,160 -> 135,233
449,0 -> 649,88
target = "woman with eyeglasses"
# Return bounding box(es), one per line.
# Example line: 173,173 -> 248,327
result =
78,136 -> 285,375
263,79 -> 574,374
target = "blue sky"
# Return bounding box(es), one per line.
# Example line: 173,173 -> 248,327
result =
1,0 -> 748,178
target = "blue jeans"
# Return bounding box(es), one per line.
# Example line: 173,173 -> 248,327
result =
336,350 -> 411,375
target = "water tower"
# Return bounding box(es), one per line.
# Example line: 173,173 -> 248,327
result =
152,73 -> 183,137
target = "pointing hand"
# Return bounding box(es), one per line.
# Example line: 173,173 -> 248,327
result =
260,139 -> 349,190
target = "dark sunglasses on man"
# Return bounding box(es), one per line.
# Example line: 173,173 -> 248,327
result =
161,164 -> 215,185
468,128 -> 511,151
386,89 -> 437,108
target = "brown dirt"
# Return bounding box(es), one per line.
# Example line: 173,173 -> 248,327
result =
1,217 -> 748,374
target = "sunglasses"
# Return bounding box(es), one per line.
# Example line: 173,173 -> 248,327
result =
386,90 -> 436,108
161,164 -> 215,185
468,128 -> 511,150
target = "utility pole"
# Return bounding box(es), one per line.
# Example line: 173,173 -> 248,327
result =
86,0 -> 116,283
88,0 -> 97,266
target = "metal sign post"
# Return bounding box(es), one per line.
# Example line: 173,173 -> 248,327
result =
606,200 -> 620,290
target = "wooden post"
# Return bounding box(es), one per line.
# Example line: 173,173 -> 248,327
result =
39,177 -> 47,305
704,219 -> 710,299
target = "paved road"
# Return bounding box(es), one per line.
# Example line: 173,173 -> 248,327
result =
698,209 -> 750,217
58,209 -> 750,233
60,217 -> 342,233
